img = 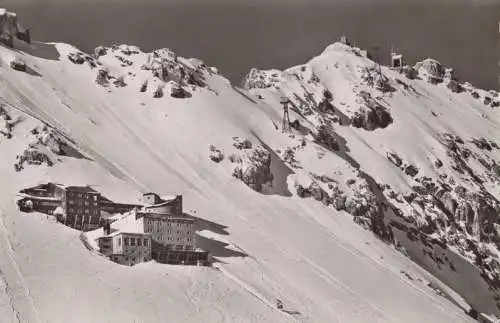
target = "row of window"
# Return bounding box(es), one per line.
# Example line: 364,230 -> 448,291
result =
68,207 -> 99,215
68,192 -> 99,201
120,237 -> 149,247
146,220 -> 189,227
68,200 -> 99,207
145,227 -> 193,236
111,256 -> 148,263
157,236 -> 193,242
69,215 -> 98,224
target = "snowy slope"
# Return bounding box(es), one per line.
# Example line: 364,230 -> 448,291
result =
0,9 -> 495,323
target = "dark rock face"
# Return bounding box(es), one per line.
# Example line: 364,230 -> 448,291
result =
0,10 -> 31,47
10,59 -> 26,72
187,72 -> 205,87
360,67 -> 393,92
14,148 -> 53,172
113,77 -> 127,88
241,68 -> 281,90
153,86 -> 163,98
317,99 -> 335,114
16,28 -> 30,43
472,138 -> 495,151
404,165 -> 419,177
386,152 -> 403,167
351,91 -> 393,131
0,33 -> 12,47
209,145 -> 224,163
439,191 -> 458,216
94,46 -> 107,58
401,65 -> 418,80
170,86 -> 191,99
232,145 -> 274,192
140,81 -> 148,92
314,124 -> 339,151
233,137 -> 253,150
446,80 -> 463,93
96,68 -> 110,86
68,52 -> 86,65
351,105 -> 392,131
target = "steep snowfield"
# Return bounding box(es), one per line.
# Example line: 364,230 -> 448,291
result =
0,14 -> 493,322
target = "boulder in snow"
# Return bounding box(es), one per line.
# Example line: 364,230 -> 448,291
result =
209,145 -> 224,163
10,58 -> 26,72
170,85 -> 191,99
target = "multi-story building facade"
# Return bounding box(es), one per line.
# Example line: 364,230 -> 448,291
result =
138,212 -> 195,250
97,232 -> 152,266
54,185 -> 101,231
96,192 -> 210,266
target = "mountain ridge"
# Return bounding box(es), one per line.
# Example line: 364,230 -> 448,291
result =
0,8 -> 498,322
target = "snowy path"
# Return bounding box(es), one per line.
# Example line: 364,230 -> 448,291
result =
216,264 -> 301,323
0,212 -> 41,323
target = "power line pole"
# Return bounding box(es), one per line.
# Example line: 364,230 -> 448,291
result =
281,98 -> 291,133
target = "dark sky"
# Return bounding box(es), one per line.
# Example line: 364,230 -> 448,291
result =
3,0 -> 500,90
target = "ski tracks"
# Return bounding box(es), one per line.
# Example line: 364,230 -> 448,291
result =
0,212 -> 42,323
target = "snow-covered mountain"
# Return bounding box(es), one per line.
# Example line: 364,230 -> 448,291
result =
0,8 -> 498,322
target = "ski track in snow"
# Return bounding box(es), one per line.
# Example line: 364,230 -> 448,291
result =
217,265 -> 301,323
0,270 -> 21,323
0,212 -> 41,323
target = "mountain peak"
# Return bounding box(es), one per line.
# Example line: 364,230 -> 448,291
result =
0,8 -> 31,47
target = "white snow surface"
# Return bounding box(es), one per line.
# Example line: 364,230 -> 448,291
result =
0,24 -> 494,322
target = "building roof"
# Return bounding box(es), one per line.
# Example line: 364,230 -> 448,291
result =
143,192 -> 159,196
65,186 -> 100,194
145,199 -> 179,209
16,193 -> 61,201
99,231 -> 151,239
161,195 -> 179,202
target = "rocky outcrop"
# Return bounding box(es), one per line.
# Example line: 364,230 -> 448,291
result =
404,165 -> 419,177
94,46 -> 107,58
241,68 -> 283,90
14,147 -> 53,171
209,145 -> 224,163
351,104 -> 392,131
472,137 -> 498,151
153,85 -> 163,98
414,59 -> 445,84
96,68 -> 110,86
36,127 -> 64,155
0,9 -> 30,47
233,137 -> 253,150
231,143 -> 273,192
351,91 -> 393,131
296,175 -> 380,227
170,85 -> 191,99
10,58 -> 26,72
360,67 -> 393,92
113,76 -> 127,88
314,123 -> 339,151
401,65 -> 418,80
443,68 -> 463,93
